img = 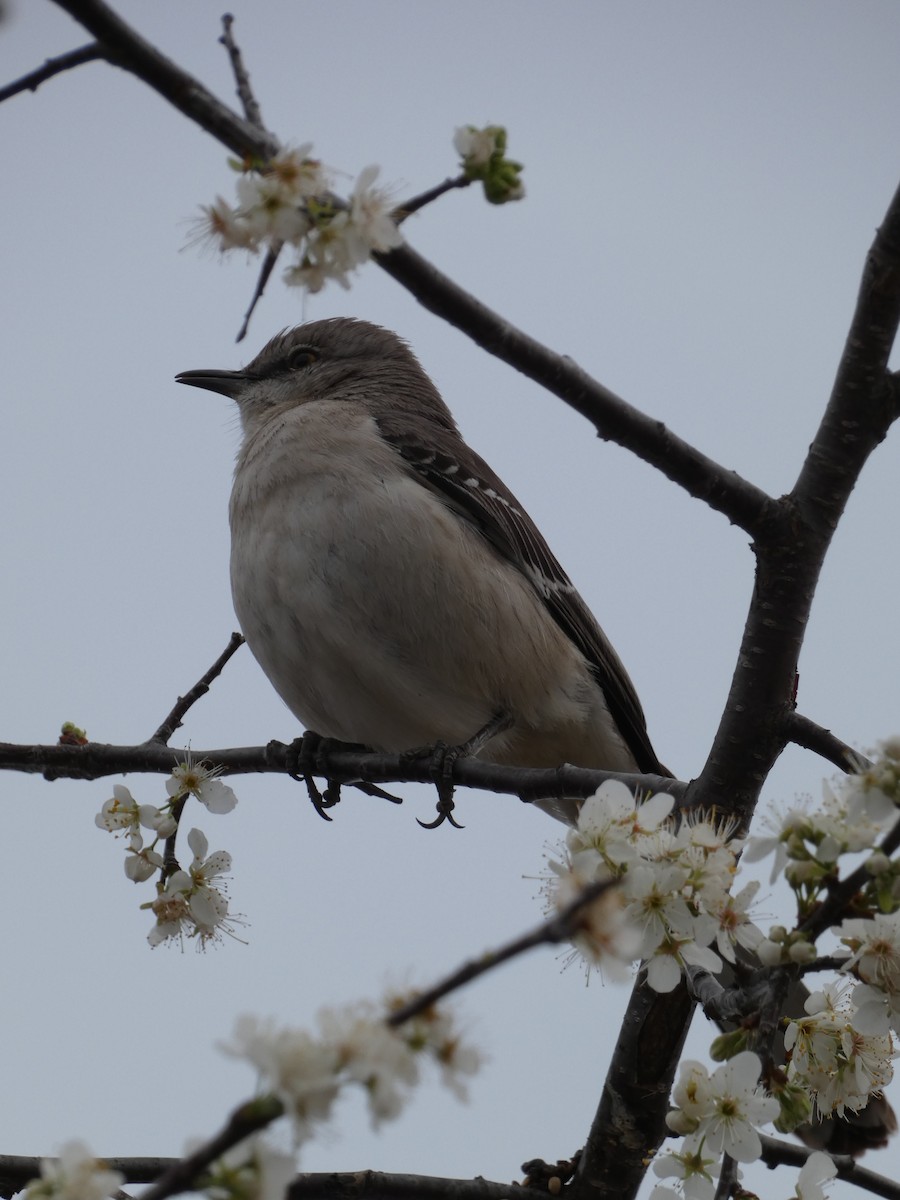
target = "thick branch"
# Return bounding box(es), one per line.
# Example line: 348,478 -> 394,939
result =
375,243 -> 778,537
288,1174 -> 518,1200
0,736 -> 681,806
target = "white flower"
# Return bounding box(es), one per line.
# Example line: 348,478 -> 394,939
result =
570,785 -> 675,870
191,196 -> 258,253
204,1135 -> 296,1200
167,760 -> 238,814
453,126 -> 499,166
347,165 -> 403,254
318,1001 -> 418,1126
705,881 -> 763,964
851,981 -> 900,1035
95,784 -> 141,834
224,1014 -> 341,1143
123,834 -> 164,882
665,1053 -> 777,1163
385,992 -> 482,1101
147,828 -> 233,946
25,1141 -> 124,1200
624,862 -> 693,946
838,912 -> 900,995
784,982 -> 894,1118
652,1135 -> 719,1200
669,1060 -> 714,1129
743,800 -> 812,882
551,863 -> 640,976
794,1150 -> 838,1200
702,1051 -> 779,1162
140,804 -> 178,839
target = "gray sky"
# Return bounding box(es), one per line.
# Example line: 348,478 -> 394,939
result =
3,2 -> 900,1196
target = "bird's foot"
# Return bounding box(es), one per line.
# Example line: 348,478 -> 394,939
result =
406,710 -> 514,831
282,731 -> 367,821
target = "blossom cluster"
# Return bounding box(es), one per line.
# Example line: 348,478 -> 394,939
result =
95,759 -> 238,946
784,982 -> 894,1120
744,736 -> 900,920
194,145 -> 403,293
222,993 -> 480,1147
546,781 -> 758,992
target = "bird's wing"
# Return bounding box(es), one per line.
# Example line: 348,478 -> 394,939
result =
375,415 -> 664,774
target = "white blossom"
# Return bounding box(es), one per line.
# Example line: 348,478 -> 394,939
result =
147,828 -> 234,947
838,912 -> 900,995
784,983 -> 895,1118
223,1014 -> 341,1144
167,760 -> 238,814
203,1135 -> 297,1200
95,784 -> 141,834
25,1141 -> 124,1200
665,1054 -> 778,1164
652,1135 -> 719,1200
794,1150 -> 838,1200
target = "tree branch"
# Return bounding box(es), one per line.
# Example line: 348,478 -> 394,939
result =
50,0 -> 277,160
218,14 -> 264,130
386,879 -> 619,1027
0,735 -> 682,807
0,42 -> 103,104
147,633 -> 245,745
784,713 -> 870,773
375,242 -> 779,538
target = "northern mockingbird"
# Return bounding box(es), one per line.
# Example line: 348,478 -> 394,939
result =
177,317 -> 894,1153
177,317 -> 665,819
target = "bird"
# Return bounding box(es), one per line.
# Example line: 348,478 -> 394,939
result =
177,317 -> 894,1154
176,317 -> 666,824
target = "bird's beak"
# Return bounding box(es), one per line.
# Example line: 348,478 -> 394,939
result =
175,368 -> 248,399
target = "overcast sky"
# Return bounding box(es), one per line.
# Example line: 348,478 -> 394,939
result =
4,3 -> 900,1198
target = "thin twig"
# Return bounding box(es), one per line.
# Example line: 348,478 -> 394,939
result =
393,175 -> 471,222
387,878 -> 619,1027
148,632 -> 245,745
785,713 -> 871,773
236,243 -> 282,342
218,14 -> 264,130
0,43 -> 103,104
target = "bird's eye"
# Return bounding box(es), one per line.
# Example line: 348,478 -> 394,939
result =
287,346 -> 318,370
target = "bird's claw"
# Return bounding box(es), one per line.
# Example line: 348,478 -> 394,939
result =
284,731 -> 345,821
407,741 -> 465,830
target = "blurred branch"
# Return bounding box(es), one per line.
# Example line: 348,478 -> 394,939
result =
386,878 -> 619,1027
0,43 -> 103,103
